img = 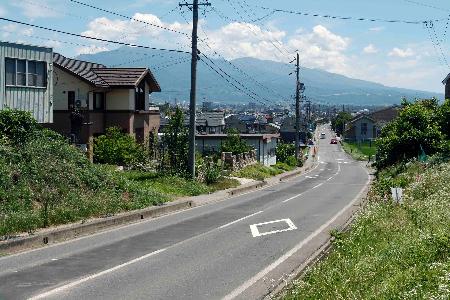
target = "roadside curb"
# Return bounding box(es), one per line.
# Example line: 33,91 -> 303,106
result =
0,200 -> 193,254
228,181 -> 267,196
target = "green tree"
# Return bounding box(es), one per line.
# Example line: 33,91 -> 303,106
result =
331,112 -> 352,136
375,99 -> 445,169
162,107 -> 188,175
221,129 -> 252,154
94,127 -> 144,166
0,109 -> 38,144
276,142 -> 297,166
439,98 -> 450,139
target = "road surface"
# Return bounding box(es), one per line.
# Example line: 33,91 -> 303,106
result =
0,125 -> 369,300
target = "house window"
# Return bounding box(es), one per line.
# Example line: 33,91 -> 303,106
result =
68,91 -> 75,110
4,58 -> 46,87
361,122 -> 368,135
93,92 -> 105,110
135,81 -> 146,111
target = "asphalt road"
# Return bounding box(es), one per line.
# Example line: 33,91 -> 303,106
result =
0,125 -> 370,300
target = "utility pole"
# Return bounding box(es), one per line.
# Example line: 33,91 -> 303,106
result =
180,0 -> 211,178
295,52 -> 301,160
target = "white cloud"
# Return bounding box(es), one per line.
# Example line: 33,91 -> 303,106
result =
13,0 -> 60,19
388,47 -> 415,58
369,27 -> 384,32
363,44 -> 378,54
76,45 -> 109,55
0,5 -> 7,17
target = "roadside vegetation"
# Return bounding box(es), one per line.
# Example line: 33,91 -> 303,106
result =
231,163 -> 285,181
284,99 -> 450,299
0,109 -> 237,237
342,140 -> 377,161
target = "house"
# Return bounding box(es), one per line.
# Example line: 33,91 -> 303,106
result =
47,53 -> 161,144
225,114 -> 248,133
279,116 -> 307,143
443,73 -> 450,99
196,111 -> 225,134
344,106 -> 399,141
0,41 -> 53,123
195,133 -> 279,166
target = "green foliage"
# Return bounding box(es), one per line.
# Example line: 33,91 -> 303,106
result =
331,111 -> 352,136
162,107 -> 189,176
276,143 -> 295,163
375,100 -> 445,169
231,163 -> 283,181
221,129 -> 252,154
94,127 -> 145,166
439,98 -> 450,139
285,156 -> 299,167
0,109 -> 38,144
284,161 -> 450,299
342,141 -> 377,161
195,155 -> 222,184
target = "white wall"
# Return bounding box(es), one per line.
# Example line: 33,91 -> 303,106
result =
107,89 -> 134,110
53,67 -> 93,110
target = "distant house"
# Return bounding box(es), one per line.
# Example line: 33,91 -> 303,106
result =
225,114 -> 248,133
279,116 -> 307,143
196,111 -> 225,134
196,133 -> 279,166
443,73 -> 450,99
344,106 -> 399,141
48,53 -> 161,144
0,41 -> 53,123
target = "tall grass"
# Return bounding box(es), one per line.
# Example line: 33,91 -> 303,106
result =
284,161 -> 450,299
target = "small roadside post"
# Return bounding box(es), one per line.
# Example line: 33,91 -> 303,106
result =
391,187 -> 403,204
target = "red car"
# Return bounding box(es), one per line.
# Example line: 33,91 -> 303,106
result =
330,138 -> 338,144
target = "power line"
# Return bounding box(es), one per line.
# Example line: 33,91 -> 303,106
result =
68,0 -> 190,38
401,0 -> 450,12
0,17 -> 191,54
178,8 -> 289,104
425,20 -> 450,68
251,5 -> 445,25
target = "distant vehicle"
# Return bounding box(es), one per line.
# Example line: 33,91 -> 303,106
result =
320,133 -> 326,139
330,138 -> 338,144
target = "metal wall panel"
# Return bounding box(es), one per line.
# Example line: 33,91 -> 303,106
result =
0,41 -> 53,123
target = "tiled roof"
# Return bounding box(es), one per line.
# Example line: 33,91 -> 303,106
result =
53,53 -> 161,91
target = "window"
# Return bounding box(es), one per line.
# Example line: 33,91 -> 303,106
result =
17,59 -> 26,86
4,58 -> 46,87
361,122 -> 368,135
68,91 -> 75,110
135,81 -> 146,111
5,58 -> 15,85
93,92 -> 105,110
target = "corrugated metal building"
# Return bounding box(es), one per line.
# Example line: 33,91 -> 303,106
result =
0,41 -> 53,123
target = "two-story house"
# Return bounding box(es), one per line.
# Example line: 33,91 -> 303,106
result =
443,73 -> 450,99
48,53 -> 161,144
0,41 -> 53,123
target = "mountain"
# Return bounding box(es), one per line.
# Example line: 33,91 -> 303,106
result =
77,47 -> 443,106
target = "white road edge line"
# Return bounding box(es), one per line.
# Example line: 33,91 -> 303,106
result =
28,248 -> 167,300
222,169 -> 370,300
219,211 -> 264,229
312,183 -> 323,189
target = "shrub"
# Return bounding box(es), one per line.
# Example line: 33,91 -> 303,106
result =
94,127 -> 145,166
221,129 -> 252,154
162,107 -> 189,176
276,143 -> 295,163
0,109 -> 38,144
286,155 -> 298,167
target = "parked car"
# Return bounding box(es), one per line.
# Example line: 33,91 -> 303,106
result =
330,138 -> 338,144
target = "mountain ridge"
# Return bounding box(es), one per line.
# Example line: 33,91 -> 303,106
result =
77,47 -> 443,106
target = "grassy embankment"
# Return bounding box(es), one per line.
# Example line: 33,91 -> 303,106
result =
283,160 -> 450,299
0,129 -> 238,238
342,140 -> 377,161
231,162 -> 296,181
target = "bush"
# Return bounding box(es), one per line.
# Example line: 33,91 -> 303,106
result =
221,129 -> 252,154
94,127 -> 145,166
286,155 -> 298,167
0,109 -> 38,144
276,143 -> 295,163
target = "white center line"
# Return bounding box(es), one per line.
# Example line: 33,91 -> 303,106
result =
312,183 -> 323,189
219,211 -> 264,229
28,248 -> 166,300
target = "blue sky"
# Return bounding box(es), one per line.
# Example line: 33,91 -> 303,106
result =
1,0 -> 449,93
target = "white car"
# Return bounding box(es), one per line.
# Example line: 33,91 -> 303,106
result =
320,132 -> 326,139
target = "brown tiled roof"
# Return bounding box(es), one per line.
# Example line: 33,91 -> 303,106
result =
53,53 -> 161,91
53,53 -> 108,87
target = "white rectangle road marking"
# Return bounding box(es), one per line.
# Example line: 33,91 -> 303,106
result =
250,219 -> 297,238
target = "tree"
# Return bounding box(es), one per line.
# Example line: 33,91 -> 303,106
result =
276,142 -> 296,165
162,107 -> 189,175
439,98 -> 450,139
331,112 -> 352,136
375,99 -> 445,169
221,129 -> 252,154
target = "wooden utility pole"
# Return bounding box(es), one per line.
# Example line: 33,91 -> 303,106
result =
295,52 -> 300,160
180,0 -> 210,178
